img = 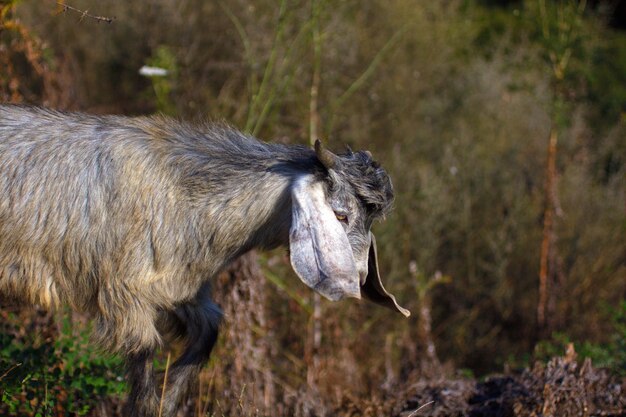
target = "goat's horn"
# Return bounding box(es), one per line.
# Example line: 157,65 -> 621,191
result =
314,139 -> 339,169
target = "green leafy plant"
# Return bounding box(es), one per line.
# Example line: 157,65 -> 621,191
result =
533,301 -> 626,376
0,312 -> 126,416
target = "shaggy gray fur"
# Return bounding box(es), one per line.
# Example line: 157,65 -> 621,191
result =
0,105 -> 401,416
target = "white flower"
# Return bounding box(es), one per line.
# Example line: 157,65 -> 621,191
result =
139,66 -> 169,77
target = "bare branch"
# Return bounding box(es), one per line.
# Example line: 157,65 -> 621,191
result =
56,2 -> 114,24
0,363 -> 22,382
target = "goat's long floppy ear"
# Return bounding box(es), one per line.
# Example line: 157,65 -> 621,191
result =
289,177 -> 361,301
362,233 -> 411,317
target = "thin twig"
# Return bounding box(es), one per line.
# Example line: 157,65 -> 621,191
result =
158,352 -> 172,417
251,19 -> 313,136
309,0 -> 322,146
245,0 -> 288,133
0,362 -> 22,382
218,1 -> 257,98
326,24 -> 408,135
406,401 -> 435,417
56,2 -> 114,23
306,0 -> 323,391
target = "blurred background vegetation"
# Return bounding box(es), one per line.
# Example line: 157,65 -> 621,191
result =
0,0 -> 624,415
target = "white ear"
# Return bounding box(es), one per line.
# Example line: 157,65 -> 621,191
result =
289,177 -> 361,301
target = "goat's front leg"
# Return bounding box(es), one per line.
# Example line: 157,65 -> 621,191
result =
123,349 -> 160,417
160,294 -> 223,417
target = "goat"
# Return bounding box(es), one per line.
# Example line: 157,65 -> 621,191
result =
0,105 -> 409,417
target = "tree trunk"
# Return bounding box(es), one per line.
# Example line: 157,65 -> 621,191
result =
538,128 -> 560,337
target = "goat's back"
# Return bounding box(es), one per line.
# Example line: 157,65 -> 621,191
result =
0,106 -> 197,311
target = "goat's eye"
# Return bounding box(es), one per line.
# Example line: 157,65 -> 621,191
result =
335,213 -> 348,223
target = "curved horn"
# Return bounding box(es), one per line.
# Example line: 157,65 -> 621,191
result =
314,139 -> 340,170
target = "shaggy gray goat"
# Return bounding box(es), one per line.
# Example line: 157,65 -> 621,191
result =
0,105 -> 409,417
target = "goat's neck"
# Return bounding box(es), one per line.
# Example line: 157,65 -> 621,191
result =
236,170 -> 294,251
196,169 -> 297,268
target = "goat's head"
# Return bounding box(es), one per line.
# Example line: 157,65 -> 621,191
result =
289,140 -> 410,317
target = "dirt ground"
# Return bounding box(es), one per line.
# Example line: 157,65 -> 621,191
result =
388,345 -> 626,417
